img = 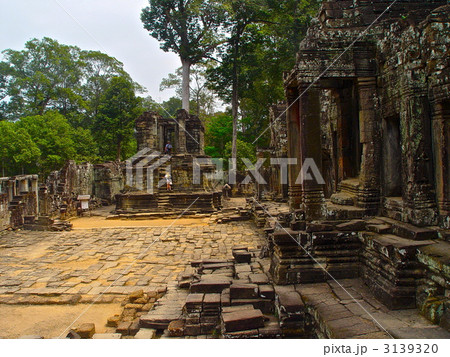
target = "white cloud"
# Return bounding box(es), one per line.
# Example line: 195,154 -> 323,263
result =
0,0 -> 180,101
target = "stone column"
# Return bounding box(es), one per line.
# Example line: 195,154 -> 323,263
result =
298,85 -> 325,220
176,110 -> 187,154
356,77 -> 381,214
400,86 -> 436,226
286,87 -> 302,209
431,101 -> 450,226
199,126 -> 205,155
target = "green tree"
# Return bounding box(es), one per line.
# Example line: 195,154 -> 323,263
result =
160,65 -> 215,120
141,0 -> 225,112
16,111 -> 78,174
0,37 -> 84,119
207,0 -> 321,147
204,112 -> 233,158
0,121 -> 40,176
94,76 -> 142,161
224,139 -> 256,171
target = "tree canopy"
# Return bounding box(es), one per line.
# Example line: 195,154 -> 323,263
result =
141,0 -> 225,111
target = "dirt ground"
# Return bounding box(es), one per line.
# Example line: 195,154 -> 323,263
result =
71,216 -> 209,229
0,303 -> 121,339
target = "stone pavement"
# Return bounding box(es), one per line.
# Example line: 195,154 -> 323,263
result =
0,221 -> 265,305
296,278 -> 450,339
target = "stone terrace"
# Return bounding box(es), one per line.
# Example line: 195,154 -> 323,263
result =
0,222 -> 264,305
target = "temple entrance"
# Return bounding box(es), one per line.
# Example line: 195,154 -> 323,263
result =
337,83 -> 361,183
382,115 -> 402,197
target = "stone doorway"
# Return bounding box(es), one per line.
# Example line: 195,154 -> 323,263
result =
382,115 -> 402,197
337,83 -> 361,183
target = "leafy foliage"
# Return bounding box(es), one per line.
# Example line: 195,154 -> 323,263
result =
94,77 -> 142,161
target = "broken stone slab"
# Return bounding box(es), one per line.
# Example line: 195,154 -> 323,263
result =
191,259 -> 230,267
116,321 -> 132,336
134,328 -> 157,339
128,289 -> 144,302
231,298 -> 274,314
18,335 -> 44,339
306,222 -> 334,232
75,323 -> 95,339
391,221 -> 439,241
221,288 -> 231,307
140,312 -> 182,330
336,220 -> 366,231
203,293 -> 221,306
230,283 -> 258,299
276,291 -> 304,314
222,309 -> 264,332
185,293 -> 204,312
184,325 -> 201,336
92,333 -> 122,339
222,305 -> 255,314
223,329 -> 259,339
232,250 -> 252,263
259,285 -> 275,300
258,322 -> 282,338
249,273 -> 269,285
366,224 -> 392,234
168,320 -> 185,337
190,279 -> 231,293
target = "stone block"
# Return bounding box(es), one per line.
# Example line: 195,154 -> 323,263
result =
336,219 -> 366,231
249,273 -> 269,285
184,325 -> 202,336
134,328 -> 157,339
259,285 -> 275,300
92,333 -> 122,339
116,321 -> 132,336
128,289 -> 144,302
107,315 -> 121,327
230,283 -> 258,299
75,323 -> 96,339
391,222 -> 438,241
190,279 -> 231,293
168,320 -> 185,337
232,250 -> 252,263
222,309 -> 264,332
277,291 -> 304,313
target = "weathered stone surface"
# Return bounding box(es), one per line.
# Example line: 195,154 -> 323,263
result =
75,323 -> 95,339
92,333 -> 122,339
259,285 -> 275,300
190,279 -> 231,293
248,273 -> 269,285
222,309 -> 264,332
168,320 -> 185,337
277,291 -> 304,314
230,283 -> 258,299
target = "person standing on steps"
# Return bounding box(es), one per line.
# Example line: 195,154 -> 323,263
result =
165,141 -> 172,155
222,183 -> 231,200
165,172 -> 173,191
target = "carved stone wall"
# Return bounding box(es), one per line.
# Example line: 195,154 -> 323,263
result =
284,0 -> 449,227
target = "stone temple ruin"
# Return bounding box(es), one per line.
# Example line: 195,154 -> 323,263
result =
260,0 -> 449,326
115,110 -> 221,215
0,0 -> 449,341
0,110 -> 221,230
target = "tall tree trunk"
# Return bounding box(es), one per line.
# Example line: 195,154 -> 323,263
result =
181,58 -> 191,112
230,36 -> 240,181
116,141 -> 122,161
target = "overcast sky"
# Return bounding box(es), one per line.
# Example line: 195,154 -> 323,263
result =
0,0 -> 180,102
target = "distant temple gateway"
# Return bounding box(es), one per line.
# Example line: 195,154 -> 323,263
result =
114,109 -> 221,215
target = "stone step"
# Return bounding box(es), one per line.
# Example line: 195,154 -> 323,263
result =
325,201 -> 366,220
330,192 -> 356,206
379,217 -> 439,240
338,178 -> 360,195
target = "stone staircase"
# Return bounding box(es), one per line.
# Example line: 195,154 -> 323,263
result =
327,178 -> 366,220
